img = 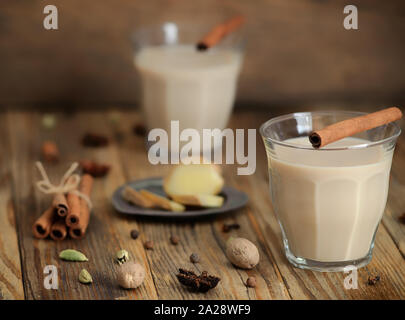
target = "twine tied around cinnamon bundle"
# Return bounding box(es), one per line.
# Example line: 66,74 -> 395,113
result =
35,161 -> 92,210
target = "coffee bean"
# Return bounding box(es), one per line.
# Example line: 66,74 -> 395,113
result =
144,240 -> 154,250
246,277 -> 256,288
130,229 -> 139,240
81,133 -> 109,147
170,235 -> 179,245
133,123 -> 147,137
190,253 -> 200,263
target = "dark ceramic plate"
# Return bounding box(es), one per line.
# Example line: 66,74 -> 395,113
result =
112,177 -> 248,218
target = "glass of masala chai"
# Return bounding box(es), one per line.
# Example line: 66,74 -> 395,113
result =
131,18 -> 245,154
260,110 -> 401,272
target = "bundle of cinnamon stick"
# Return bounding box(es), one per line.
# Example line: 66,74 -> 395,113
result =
32,174 -> 94,241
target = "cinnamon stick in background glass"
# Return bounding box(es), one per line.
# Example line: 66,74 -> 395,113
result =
52,193 -> 69,217
32,207 -> 55,239
50,219 -> 67,241
309,107 -> 403,148
69,174 -> 94,239
196,15 -> 245,50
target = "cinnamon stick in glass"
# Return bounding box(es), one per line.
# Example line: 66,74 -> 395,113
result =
309,107 -> 402,148
50,219 -> 67,241
196,15 -> 245,51
52,193 -> 69,217
32,206 -> 55,239
69,174 -> 94,239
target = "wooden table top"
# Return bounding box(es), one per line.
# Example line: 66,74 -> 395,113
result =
1,108 -> 404,300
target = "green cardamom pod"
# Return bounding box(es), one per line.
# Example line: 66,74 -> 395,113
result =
59,249 -> 89,262
116,249 -> 129,265
79,269 -> 93,284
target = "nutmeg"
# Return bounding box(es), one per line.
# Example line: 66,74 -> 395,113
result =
117,262 -> 146,289
226,237 -> 260,269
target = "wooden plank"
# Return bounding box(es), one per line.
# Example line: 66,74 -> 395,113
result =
0,112 -> 24,300
5,109 -> 405,300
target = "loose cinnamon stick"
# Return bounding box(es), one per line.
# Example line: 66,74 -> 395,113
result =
32,207 -> 55,239
122,186 -> 155,208
196,15 -> 245,51
69,174 -> 94,239
50,219 -> 67,241
41,141 -> 59,163
309,107 -> 403,148
52,193 -> 69,217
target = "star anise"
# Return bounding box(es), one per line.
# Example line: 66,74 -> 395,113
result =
176,269 -> 220,293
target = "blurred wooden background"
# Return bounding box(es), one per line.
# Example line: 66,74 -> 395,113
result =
0,0 -> 404,108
